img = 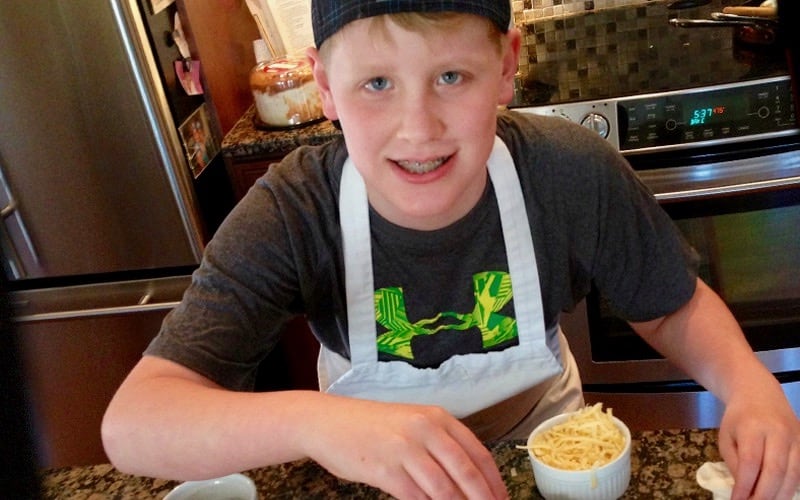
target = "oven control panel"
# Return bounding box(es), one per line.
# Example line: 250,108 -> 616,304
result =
518,76 -> 798,154
619,77 -> 797,153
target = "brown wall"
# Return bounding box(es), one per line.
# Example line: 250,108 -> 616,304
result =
178,0 -> 260,134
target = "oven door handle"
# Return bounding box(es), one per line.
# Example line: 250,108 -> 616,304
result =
639,149 -> 800,202
653,176 -> 800,201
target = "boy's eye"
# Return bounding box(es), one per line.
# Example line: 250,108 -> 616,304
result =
365,77 -> 391,91
439,71 -> 462,85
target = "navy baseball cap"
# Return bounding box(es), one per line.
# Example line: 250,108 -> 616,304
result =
311,0 -> 512,48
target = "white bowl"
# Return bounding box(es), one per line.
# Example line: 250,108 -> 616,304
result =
526,411 -> 632,500
164,473 -> 257,500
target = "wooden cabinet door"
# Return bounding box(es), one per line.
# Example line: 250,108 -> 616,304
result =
224,158 -> 278,200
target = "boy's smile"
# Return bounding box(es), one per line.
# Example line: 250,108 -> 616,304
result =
394,155 -> 450,174
309,13 -> 521,231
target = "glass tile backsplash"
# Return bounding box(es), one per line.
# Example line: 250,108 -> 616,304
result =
512,0 -> 660,22
507,0 -> 784,107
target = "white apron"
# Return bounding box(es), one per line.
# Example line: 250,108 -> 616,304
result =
318,136 -> 563,418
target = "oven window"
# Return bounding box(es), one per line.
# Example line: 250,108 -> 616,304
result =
588,187 -> 800,362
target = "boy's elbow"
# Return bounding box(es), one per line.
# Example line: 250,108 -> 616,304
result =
101,403 -> 126,470
101,396 -> 142,475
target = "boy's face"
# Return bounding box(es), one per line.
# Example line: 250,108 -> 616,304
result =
309,14 -> 520,231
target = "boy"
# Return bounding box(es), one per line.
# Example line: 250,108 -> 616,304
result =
103,1 -> 800,498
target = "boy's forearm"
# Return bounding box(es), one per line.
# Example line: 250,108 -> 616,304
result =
629,278 -> 780,405
101,357 -> 320,480
102,359 -> 509,500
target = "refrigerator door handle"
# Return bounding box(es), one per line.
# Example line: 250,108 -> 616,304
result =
0,160 -> 40,279
0,195 -> 17,217
12,299 -> 181,323
10,276 -> 191,324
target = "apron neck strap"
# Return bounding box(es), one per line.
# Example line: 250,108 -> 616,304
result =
339,136 -> 545,367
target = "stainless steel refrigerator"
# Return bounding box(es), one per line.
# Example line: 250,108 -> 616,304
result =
0,0 -> 233,467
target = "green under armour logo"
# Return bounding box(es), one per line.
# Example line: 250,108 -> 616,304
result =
375,271 -> 518,360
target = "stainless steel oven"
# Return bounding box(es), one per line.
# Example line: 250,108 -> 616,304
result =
511,0 -> 800,429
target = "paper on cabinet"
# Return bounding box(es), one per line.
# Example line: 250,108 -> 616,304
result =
247,0 -> 314,58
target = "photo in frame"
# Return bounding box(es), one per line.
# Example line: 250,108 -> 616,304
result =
179,104 -> 219,178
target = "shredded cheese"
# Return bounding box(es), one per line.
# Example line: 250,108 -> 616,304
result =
524,403 -> 626,471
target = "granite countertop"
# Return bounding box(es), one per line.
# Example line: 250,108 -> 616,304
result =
40,428 -> 721,499
221,106 -> 341,162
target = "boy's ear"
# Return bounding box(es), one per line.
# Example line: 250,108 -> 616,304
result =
306,47 -> 339,121
498,28 -> 522,105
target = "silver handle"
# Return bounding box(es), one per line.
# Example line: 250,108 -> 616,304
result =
12,300 -> 181,323
669,18 -> 753,28
110,0 -> 205,261
0,197 -> 17,217
0,159 -> 40,279
710,12 -> 778,25
654,175 -> 800,201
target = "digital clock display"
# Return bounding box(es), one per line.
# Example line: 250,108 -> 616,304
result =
688,106 -> 727,126
684,92 -> 746,128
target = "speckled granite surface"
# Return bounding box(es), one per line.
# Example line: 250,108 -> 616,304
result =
40,428 -> 720,499
221,106 -> 341,161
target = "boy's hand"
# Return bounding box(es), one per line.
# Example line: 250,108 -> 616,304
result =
719,388 -> 800,500
629,280 -> 800,500
298,396 -> 509,500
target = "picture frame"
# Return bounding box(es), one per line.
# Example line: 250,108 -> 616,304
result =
179,104 -> 219,178
149,0 -> 175,15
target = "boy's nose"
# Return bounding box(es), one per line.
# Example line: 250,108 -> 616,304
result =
395,94 -> 445,143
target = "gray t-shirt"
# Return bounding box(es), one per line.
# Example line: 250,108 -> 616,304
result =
147,110 -> 698,392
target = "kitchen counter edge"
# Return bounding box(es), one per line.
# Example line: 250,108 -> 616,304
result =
40,428 -> 720,499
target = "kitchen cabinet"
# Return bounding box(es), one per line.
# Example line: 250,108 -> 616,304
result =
256,316 -> 320,392
221,108 -> 341,198
226,157 -> 280,200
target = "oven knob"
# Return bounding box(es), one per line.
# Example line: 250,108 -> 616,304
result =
581,112 -> 610,138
